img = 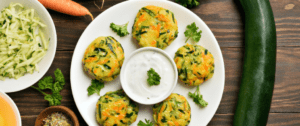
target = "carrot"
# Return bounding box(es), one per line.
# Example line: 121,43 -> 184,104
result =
136,14 -> 146,25
38,0 -> 93,20
113,106 -> 118,111
102,111 -> 109,117
108,61 -> 118,76
151,24 -> 161,37
93,69 -> 97,74
192,64 -> 197,74
167,121 -> 173,125
151,40 -> 156,46
84,57 -> 97,62
118,113 -> 125,120
169,102 -> 172,111
174,121 -> 180,126
118,104 -> 125,111
156,14 -> 170,22
145,5 -> 160,13
179,113 -> 183,118
97,59 -> 108,64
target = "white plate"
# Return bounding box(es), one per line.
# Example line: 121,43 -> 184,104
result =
70,0 -> 225,125
0,0 -> 57,93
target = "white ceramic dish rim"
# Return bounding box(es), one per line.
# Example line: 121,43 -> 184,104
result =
0,90 -> 22,126
120,47 -> 178,105
70,0 -> 225,125
0,0 -> 57,93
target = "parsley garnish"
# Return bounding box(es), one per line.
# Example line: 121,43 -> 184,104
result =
184,22 -> 202,43
147,68 -> 161,86
188,86 -> 208,107
87,79 -> 104,96
175,0 -> 200,8
31,68 -> 65,106
110,22 -> 129,37
137,119 -> 154,126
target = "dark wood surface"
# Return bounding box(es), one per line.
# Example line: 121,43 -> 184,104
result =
6,0 -> 300,125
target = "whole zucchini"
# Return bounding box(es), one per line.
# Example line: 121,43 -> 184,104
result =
233,0 -> 276,125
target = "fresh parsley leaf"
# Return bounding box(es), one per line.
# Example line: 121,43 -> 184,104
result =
175,0 -> 200,8
31,86 -> 63,106
110,22 -> 129,37
52,81 -> 63,93
31,68 -> 65,106
147,68 -> 161,86
184,22 -> 202,43
44,92 -> 62,106
54,68 -> 65,86
188,86 -> 208,107
87,79 -> 104,96
38,76 -> 53,90
137,119 -> 154,126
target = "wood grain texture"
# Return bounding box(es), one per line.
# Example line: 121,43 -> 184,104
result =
20,113 -> 300,126
218,47 -> 300,114
208,113 -> 300,126
50,0 -> 300,51
4,0 -> 300,125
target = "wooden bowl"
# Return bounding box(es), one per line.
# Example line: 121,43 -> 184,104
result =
35,106 -> 79,126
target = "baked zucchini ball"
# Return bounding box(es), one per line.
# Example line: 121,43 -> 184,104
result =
96,90 -> 139,126
174,44 -> 214,86
132,5 -> 178,49
82,36 -> 124,82
153,93 -> 191,126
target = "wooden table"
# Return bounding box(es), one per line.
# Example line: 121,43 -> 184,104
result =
7,0 -> 300,125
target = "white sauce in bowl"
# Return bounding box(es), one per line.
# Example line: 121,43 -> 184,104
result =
121,47 -> 177,104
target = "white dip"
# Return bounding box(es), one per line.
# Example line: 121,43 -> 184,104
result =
123,50 -> 176,102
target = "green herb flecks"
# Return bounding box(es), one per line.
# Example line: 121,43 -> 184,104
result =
110,22 -> 129,37
137,119 -> 154,126
188,86 -> 208,107
31,68 -> 65,106
147,68 -> 161,86
142,7 -> 155,17
87,79 -> 104,96
184,22 -> 202,43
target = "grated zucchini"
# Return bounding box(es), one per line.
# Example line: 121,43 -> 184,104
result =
0,3 -> 48,80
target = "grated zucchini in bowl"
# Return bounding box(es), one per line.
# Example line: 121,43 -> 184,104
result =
0,3 -> 49,80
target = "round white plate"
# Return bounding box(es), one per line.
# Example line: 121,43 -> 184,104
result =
0,0 -> 57,93
70,0 -> 225,125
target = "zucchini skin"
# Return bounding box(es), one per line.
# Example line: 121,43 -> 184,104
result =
233,0 -> 276,126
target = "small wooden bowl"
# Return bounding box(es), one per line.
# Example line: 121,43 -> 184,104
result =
35,106 -> 79,126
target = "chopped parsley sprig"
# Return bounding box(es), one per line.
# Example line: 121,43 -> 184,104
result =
175,0 -> 200,8
31,68 -> 65,106
110,22 -> 129,37
137,119 -> 154,126
147,68 -> 161,86
87,79 -> 104,96
188,86 -> 208,107
184,22 -> 202,43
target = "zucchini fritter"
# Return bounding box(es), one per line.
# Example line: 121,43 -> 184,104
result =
153,93 -> 191,126
132,5 -> 178,49
96,90 -> 139,126
82,36 -> 124,82
174,44 -> 214,86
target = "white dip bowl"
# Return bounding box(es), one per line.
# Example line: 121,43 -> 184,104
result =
121,47 -> 178,105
